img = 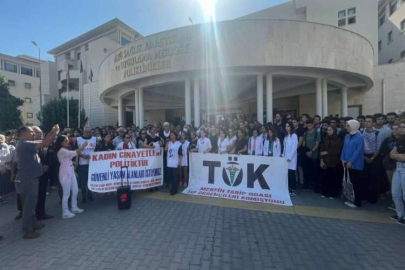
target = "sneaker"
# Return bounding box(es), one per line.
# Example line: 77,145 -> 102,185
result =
289,191 -> 297,197
14,212 -> 22,220
321,195 -> 326,199
388,204 -> 396,211
62,212 -> 75,219
23,230 -> 40,239
345,202 -> 358,208
390,215 -> 398,221
397,218 -> 405,226
72,208 -> 84,214
329,197 -> 335,200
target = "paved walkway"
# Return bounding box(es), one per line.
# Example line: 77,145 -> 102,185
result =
0,188 -> 404,270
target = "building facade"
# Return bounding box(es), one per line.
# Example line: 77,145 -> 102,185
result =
0,54 -> 57,126
378,0 -> 405,64
47,18 -> 142,128
48,0 -> 405,128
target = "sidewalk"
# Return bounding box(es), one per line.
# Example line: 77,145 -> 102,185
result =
0,188 -> 404,270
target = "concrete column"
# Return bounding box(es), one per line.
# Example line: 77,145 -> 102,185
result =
315,79 -> 322,117
139,88 -> 144,128
341,87 -> 348,117
322,79 -> 328,118
185,78 -> 191,125
118,97 -> 124,127
134,89 -> 139,126
257,74 -> 264,124
194,78 -> 200,128
266,74 -> 273,124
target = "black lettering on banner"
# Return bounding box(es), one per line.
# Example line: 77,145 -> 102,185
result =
247,164 -> 270,189
203,161 -> 221,184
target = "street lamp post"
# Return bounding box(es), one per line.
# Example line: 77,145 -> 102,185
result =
31,41 -> 42,122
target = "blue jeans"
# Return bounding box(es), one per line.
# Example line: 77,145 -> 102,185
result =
392,164 -> 405,219
77,165 -> 92,200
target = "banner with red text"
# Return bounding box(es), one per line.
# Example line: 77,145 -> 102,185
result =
88,149 -> 163,193
183,153 -> 292,206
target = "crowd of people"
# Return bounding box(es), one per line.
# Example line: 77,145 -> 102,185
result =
1,110 -> 405,240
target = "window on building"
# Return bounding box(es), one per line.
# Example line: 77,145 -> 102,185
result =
21,66 -> 33,76
8,80 -> 15,86
379,41 -> 382,51
388,59 -> 393,63
348,16 -> 356,25
27,113 -> 33,119
65,53 -> 71,60
388,31 -> 393,42
390,0 -> 398,15
338,10 -> 346,18
77,52 -> 81,60
25,83 -> 31,89
35,68 -> 40,78
58,70 -> 62,81
121,36 -> 130,45
68,64 -> 73,69
4,62 -> 17,73
401,19 -> 405,31
379,14 -> 386,27
85,43 -> 89,51
25,98 -> 32,103
401,50 -> 405,58
348,8 -> 356,16
338,19 -> 346,27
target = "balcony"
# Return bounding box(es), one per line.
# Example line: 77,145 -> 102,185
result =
60,69 -> 80,82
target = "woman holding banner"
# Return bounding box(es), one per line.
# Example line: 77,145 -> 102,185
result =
179,132 -> 190,187
165,131 -> 183,195
116,133 -> 136,150
55,135 -> 88,219
263,127 -> 281,157
195,129 -> 212,154
282,122 -> 298,197
217,130 -> 230,154
248,129 -> 263,156
95,133 -> 114,152
234,129 -> 248,155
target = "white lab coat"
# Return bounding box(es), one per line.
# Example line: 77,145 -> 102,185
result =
263,138 -> 282,158
282,133 -> 298,170
248,136 -> 263,156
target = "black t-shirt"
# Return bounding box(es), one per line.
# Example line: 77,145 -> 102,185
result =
147,135 -> 162,147
296,126 -> 307,138
189,138 -> 198,151
380,137 -> 396,157
234,138 -> 248,155
96,142 -> 115,152
397,138 -> 405,154
210,135 -> 218,153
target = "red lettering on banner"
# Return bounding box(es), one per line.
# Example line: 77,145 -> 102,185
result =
92,152 -> 117,161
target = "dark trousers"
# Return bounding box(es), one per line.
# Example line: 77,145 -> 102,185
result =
168,167 -> 179,193
78,165 -> 92,200
15,179 -> 39,233
303,157 -> 320,191
36,176 -> 48,218
288,169 -> 297,191
348,168 -> 363,207
17,193 -> 23,212
363,155 -> 381,203
163,154 -> 169,185
321,165 -> 342,197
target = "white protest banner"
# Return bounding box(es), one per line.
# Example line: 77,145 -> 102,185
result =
88,149 -> 163,193
183,153 -> 292,206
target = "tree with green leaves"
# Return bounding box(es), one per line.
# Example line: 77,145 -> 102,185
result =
0,75 -> 23,132
39,98 -> 88,132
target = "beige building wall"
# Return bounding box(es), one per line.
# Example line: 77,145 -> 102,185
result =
378,0 -> 405,64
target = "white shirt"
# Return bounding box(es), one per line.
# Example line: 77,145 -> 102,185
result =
180,140 -> 190,166
116,142 -> 136,150
263,138 -> 282,157
167,141 -> 182,168
197,137 -> 212,153
217,138 -> 230,154
57,148 -> 77,180
77,137 -> 96,165
227,135 -> 237,154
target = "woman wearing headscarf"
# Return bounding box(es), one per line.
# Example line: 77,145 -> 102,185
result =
341,120 -> 364,208
320,125 -> 343,199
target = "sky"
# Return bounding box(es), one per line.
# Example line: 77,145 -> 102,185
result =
1,0 -> 289,60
